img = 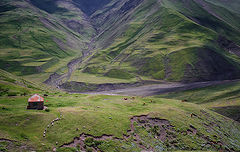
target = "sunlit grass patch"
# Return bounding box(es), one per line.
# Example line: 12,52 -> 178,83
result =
22,62 -> 46,67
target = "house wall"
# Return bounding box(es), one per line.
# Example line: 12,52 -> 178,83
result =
27,102 -> 44,110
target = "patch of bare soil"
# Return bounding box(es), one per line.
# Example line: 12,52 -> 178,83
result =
60,133 -> 118,152
0,138 -> 33,151
60,115 -> 177,151
59,111 -> 240,151
128,115 -> 177,150
130,115 -> 175,141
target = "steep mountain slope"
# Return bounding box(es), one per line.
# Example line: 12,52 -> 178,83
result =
0,0 -> 95,82
1,0 -> 240,89
0,69 -> 44,96
76,0 -> 240,83
71,0 -> 112,15
157,79 -> 240,123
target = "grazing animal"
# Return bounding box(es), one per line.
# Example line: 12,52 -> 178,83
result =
124,98 -> 128,100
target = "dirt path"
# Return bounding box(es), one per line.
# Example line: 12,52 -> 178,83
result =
85,79 -> 240,96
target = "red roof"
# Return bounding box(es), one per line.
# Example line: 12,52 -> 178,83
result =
28,94 -> 44,102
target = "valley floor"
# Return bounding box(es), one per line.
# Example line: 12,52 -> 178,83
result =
84,79 -> 240,96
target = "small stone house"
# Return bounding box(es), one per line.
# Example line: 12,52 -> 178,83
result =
27,94 -> 44,110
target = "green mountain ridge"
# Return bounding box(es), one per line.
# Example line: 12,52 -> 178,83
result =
78,0 -> 240,83
1,0 -> 240,86
0,0 -> 94,81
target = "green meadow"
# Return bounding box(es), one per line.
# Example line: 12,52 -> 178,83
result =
0,93 -> 240,151
0,71 -> 240,151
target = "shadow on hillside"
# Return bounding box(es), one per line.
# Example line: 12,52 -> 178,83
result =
212,106 -> 240,122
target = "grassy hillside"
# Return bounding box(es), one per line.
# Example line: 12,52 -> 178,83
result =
0,0 -> 95,83
157,80 -> 240,122
0,0 -> 240,89
157,81 -> 240,104
0,94 -> 240,151
1,1 -> 240,152
1,0 -> 240,88
69,0 -> 240,85
163,0 -> 240,43
0,69 -> 45,97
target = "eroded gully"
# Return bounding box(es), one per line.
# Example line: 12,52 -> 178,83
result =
44,37 -> 96,88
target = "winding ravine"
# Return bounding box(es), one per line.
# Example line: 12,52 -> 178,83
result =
44,37 -> 96,88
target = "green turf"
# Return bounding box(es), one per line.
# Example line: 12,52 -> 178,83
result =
1,0 -> 240,84
157,81 -> 240,105
0,93 -> 239,151
79,0 -> 240,83
0,0 -> 94,82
